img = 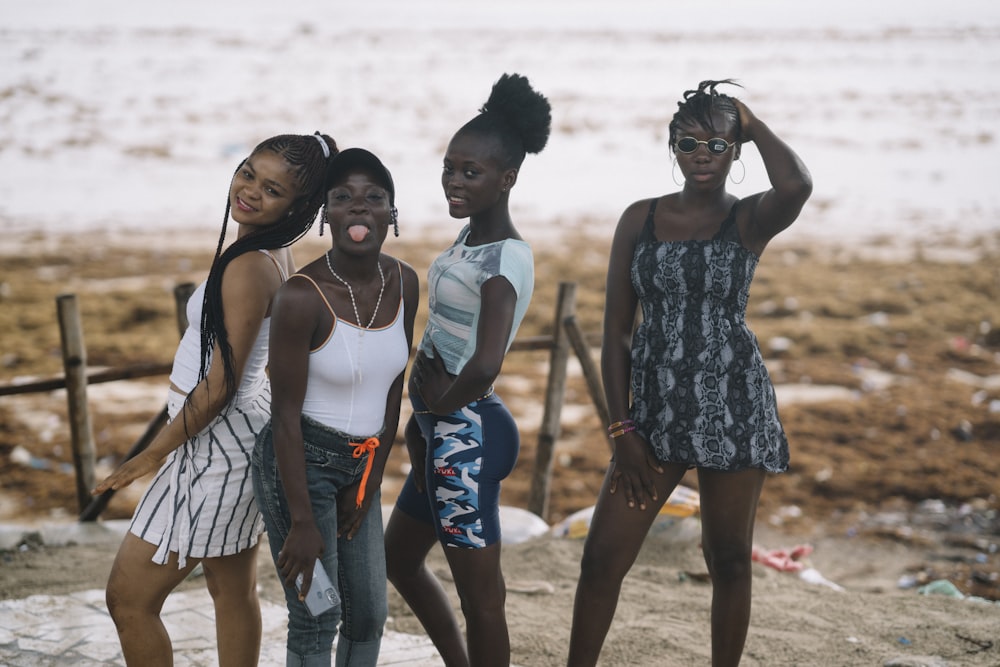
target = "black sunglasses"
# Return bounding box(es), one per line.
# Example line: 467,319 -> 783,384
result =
675,136 -> 734,155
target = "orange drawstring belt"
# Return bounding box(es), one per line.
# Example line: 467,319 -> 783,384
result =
351,437 -> 380,508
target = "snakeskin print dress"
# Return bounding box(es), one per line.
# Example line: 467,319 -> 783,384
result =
628,199 -> 788,472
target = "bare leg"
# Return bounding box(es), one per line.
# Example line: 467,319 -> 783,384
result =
385,508 -> 469,667
105,533 -> 199,666
566,463 -> 688,667
201,542 -> 261,667
443,541 -> 508,667
697,467 -> 766,667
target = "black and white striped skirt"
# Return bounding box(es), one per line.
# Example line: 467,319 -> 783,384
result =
129,385 -> 268,568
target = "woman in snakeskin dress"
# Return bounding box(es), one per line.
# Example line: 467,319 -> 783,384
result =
568,80 -> 813,667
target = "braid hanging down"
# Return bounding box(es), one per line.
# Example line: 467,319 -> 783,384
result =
197,132 -> 338,403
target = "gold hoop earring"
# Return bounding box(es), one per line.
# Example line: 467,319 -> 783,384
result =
671,158 -> 684,186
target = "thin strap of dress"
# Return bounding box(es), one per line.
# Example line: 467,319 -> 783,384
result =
641,199 -> 659,241
258,249 -> 288,281
393,258 -> 405,317
288,273 -> 339,352
713,201 -> 743,244
287,273 -> 335,319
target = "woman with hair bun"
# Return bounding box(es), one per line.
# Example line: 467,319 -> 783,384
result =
94,132 -> 338,666
385,73 -> 552,667
567,79 -> 812,666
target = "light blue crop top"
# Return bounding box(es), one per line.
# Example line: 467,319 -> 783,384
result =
417,224 -> 534,375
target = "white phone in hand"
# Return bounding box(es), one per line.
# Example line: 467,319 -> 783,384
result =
295,559 -> 338,617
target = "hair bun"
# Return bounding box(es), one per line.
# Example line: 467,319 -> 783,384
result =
481,73 -> 552,155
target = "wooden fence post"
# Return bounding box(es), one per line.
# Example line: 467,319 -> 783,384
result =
173,282 -> 196,334
57,294 -> 96,513
563,314 -> 613,454
79,407 -> 169,521
78,282 -> 195,521
528,281 -> 576,519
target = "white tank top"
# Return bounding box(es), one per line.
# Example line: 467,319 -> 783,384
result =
168,250 -> 285,399
295,268 -> 409,436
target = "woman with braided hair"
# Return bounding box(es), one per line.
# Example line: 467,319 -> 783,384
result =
385,73 -> 551,667
566,80 -> 812,666
94,131 -> 338,666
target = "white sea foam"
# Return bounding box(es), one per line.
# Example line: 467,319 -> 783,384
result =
1,0 -> 998,246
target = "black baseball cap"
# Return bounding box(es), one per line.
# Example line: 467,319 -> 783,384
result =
326,148 -> 395,206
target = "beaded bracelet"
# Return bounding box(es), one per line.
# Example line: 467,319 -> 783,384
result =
608,424 -> 636,439
607,419 -> 635,433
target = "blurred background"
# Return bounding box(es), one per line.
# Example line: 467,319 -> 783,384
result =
2,0 -> 998,245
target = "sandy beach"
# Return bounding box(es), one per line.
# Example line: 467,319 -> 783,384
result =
2,229 -> 999,665
3,0 -> 999,246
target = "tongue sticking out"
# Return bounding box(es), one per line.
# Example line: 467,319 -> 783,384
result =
348,225 -> 369,243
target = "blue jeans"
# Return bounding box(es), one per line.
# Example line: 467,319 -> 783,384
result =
252,415 -> 386,667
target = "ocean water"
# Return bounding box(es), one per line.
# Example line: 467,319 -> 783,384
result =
2,0 -> 998,245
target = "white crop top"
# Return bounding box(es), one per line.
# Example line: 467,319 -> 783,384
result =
295,268 -> 409,437
168,250 -> 285,398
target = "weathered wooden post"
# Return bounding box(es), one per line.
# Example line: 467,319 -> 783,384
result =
78,282 -> 196,521
173,282 -> 196,333
563,314 -> 613,453
528,281 -> 576,519
57,294 -> 96,513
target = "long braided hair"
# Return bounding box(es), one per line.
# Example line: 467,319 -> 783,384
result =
668,79 -> 743,153
198,132 -> 337,401
459,73 -> 552,168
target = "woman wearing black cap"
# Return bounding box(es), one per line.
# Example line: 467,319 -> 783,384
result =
251,148 -> 419,666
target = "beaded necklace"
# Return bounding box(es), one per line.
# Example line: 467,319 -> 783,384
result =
325,250 -> 385,384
